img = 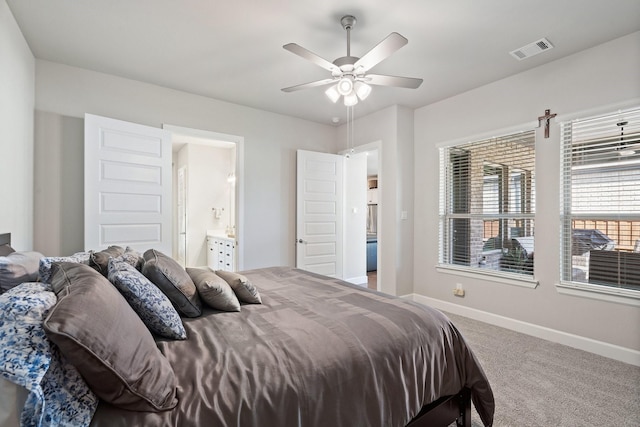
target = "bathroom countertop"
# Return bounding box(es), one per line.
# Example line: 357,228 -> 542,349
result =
207,229 -> 231,238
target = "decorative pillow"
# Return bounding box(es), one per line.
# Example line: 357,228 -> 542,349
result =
108,258 -> 186,340
0,251 -> 44,293
125,246 -> 145,270
142,249 -> 202,317
186,267 -> 241,312
0,243 -> 15,256
89,245 -> 125,275
0,282 -> 98,426
43,262 -> 178,412
215,270 -> 262,304
38,251 -> 91,284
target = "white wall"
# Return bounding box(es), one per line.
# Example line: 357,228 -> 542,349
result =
414,32 -> 640,353
33,60 -> 338,267
178,143 -> 234,267
343,151 -> 367,284
0,0 -> 35,249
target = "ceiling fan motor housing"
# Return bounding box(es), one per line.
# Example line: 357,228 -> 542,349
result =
340,15 -> 356,30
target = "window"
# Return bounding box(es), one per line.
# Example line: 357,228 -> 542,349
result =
439,130 -> 536,280
560,107 -> 640,296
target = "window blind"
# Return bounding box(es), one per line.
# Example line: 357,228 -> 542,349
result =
560,107 -> 640,291
439,130 -> 536,278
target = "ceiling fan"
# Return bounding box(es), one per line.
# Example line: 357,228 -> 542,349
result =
281,15 -> 423,106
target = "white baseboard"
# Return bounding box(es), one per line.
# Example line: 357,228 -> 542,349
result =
344,275 -> 368,286
402,293 -> 640,367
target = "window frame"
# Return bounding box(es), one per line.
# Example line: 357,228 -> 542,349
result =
558,106 -> 640,305
438,129 -> 538,288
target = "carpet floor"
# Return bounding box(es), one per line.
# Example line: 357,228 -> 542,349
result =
442,311 -> 640,426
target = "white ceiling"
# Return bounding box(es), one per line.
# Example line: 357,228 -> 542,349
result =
7,0 -> 640,125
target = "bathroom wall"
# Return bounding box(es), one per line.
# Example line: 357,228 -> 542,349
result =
176,143 -> 234,267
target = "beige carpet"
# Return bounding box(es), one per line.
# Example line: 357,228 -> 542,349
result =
443,311 -> 640,426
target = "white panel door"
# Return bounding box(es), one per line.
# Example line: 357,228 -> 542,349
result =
296,150 -> 344,277
84,114 -> 172,254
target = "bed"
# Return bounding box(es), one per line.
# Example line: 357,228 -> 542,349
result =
0,235 -> 494,427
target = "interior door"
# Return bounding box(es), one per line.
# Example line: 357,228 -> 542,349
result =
84,114 -> 172,254
296,150 -> 344,277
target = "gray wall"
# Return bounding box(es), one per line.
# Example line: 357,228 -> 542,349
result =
33,112 -> 84,256
336,105 -> 415,296
413,32 -> 640,353
33,60 -> 338,269
0,1 -> 35,250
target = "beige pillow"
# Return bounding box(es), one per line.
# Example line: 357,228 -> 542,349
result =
215,270 -> 262,304
186,268 -> 241,312
44,262 -> 178,412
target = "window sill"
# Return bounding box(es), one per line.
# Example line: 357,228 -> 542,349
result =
556,281 -> 640,307
436,264 -> 538,289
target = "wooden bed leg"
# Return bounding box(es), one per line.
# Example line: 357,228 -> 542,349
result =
456,388 -> 472,427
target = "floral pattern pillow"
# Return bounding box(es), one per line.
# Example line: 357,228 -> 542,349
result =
108,259 -> 187,340
0,282 -> 98,426
38,251 -> 91,284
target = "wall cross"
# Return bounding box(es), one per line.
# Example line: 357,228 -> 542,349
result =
537,109 -> 557,139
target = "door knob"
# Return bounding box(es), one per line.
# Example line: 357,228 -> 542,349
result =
297,239 -> 306,244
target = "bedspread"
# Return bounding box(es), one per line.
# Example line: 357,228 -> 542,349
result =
90,267 -> 494,427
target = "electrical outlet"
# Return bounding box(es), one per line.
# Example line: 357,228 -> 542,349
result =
452,287 -> 465,297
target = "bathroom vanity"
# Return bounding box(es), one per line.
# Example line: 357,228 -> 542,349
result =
206,230 -> 236,271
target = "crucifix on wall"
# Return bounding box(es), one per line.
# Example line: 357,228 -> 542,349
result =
537,109 -> 557,138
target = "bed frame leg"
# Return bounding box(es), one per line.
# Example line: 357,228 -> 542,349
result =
456,388 -> 472,427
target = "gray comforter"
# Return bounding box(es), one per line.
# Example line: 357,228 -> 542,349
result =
91,267 -> 494,426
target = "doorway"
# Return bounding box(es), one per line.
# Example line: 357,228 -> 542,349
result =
339,141 -> 381,291
164,125 -> 244,269
365,147 -> 380,291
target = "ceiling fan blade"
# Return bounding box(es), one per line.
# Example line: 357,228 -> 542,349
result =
364,74 -> 423,89
283,43 -> 339,72
353,32 -> 408,71
281,78 -> 336,92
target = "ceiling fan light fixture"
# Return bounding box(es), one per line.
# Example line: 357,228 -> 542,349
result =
337,77 -> 354,95
616,120 -> 636,157
354,81 -> 372,101
325,85 -> 340,103
343,92 -> 358,106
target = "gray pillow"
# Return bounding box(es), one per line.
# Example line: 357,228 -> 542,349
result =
215,270 -> 262,304
186,268 -> 241,312
0,251 -> 44,293
142,249 -> 202,317
44,262 -> 178,412
89,245 -> 125,275
0,244 -> 15,257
